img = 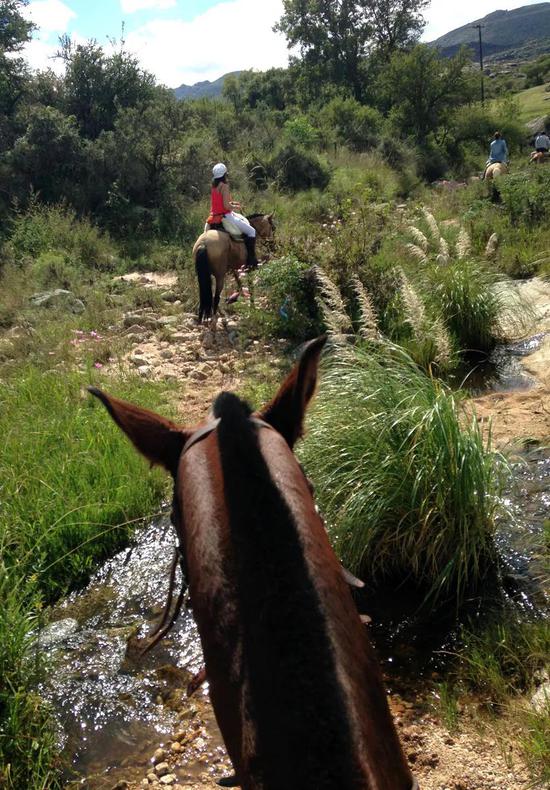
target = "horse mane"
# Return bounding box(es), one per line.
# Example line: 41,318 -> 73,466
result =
247,212 -> 266,220
213,391 -> 358,789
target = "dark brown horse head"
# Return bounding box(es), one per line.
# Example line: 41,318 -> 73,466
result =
248,212 -> 275,241
89,336 -> 413,790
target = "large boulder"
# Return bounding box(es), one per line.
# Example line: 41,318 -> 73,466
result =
30,289 -> 85,314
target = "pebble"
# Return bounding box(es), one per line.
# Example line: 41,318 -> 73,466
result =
155,761 -> 171,777
138,365 -> 152,377
171,741 -> 183,753
159,775 -> 177,786
157,316 -> 179,327
147,773 -> 157,782
152,748 -> 166,764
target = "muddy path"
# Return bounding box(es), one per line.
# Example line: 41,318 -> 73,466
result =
45,272 -> 549,790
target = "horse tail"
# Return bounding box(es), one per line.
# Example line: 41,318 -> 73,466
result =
195,244 -> 212,322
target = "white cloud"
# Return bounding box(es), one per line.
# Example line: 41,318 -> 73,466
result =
124,0 -> 288,87
422,0 -> 542,42
23,0 -> 76,39
20,0 -> 76,73
121,0 -> 177,12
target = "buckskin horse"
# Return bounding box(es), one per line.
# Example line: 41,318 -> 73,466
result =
89,336 -> 416,790
193,213 -> 275,323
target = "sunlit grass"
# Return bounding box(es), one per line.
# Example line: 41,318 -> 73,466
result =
300,342 -> 508,606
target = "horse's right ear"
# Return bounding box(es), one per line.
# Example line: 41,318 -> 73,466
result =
88,388 -> 190,476
258,335 -> 327,449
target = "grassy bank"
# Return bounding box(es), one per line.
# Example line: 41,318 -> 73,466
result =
0,361 -> 174,787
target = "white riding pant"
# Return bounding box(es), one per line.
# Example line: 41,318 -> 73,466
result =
224,212 -> 256,237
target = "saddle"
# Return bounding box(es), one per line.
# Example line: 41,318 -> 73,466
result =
206,219 -> 244,242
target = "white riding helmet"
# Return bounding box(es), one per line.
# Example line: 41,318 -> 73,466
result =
212,162 -> 228,179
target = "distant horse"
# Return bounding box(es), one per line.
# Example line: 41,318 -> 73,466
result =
89,336 -> 416,790
193,213 -> 275,323
529,151 -> 549,165
484,162 -> 508,180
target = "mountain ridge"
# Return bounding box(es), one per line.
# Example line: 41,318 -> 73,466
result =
430,2 -> 550,60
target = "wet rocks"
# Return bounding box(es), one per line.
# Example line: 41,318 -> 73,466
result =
152,748 -> 167,765
38,618 -> 79,648
154,761 -> 171,777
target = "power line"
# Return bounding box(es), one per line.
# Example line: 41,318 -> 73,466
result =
472,24 -> 485,106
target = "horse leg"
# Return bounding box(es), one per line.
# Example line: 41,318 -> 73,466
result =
213,273 -> 224,316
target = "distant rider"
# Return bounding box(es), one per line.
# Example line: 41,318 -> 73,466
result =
482,132 -> 509,179
207,163 -> 258,268
534,131 -> 550,153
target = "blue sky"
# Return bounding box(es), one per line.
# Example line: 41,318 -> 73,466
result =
22,0 -> 545,88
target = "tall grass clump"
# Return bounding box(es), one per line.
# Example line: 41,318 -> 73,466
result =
0,367 -> 171,788
300,343 -> 507,606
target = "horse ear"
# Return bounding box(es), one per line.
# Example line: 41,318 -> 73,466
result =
258,335 -> 327,449
88,387 -> 190,476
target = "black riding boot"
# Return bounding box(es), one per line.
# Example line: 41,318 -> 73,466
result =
243,235 -> 258,269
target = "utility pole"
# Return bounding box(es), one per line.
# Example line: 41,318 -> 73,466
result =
472,24 -> 485,106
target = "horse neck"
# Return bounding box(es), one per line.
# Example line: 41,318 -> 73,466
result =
210,397 -> 412,789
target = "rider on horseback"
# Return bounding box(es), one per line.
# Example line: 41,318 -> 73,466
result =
535,131 -> 550,154
207,163 -> 258,268
482,132 -> 508,179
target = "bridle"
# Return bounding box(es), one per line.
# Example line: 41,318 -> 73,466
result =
142,415 -> 275,653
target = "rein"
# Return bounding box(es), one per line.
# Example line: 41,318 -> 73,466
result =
142,415 -> 275,654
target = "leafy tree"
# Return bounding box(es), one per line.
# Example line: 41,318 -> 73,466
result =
365,0 -> 428,58
275,0 -> 427,99
0,0 -> 33,51
58,37 -> 156,139
0,0 -> 33,131
379,45 -> 474,143
9,106 -> 84,203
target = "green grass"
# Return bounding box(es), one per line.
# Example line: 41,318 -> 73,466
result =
300,341 -> 508,606
0,366 -> 174,789
515,83 -> 550,124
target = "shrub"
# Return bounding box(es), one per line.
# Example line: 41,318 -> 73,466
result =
268,142 -> 331,192
300,342 -> 507,606
9,204 -> 117,270
318,98 -> 383,151
494,170 -> 550,226
241,255 -> 322,341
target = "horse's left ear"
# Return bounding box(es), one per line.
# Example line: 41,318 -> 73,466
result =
88,388 -> 190,476
258,335 -> 326,449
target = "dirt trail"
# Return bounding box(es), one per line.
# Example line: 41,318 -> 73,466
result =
471,277 -> 550,448
77,273 -> 548,790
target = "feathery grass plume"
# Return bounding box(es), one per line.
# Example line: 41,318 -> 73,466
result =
432,316 -> 452,367
314,266 -> 352,339
405,243 -> 428,264
485,232 -> 499,260
438,236 -> 450,266
407,225 -> 429,253
422,207 -> 441,244
399,268 -> 427,336
300,343 -> 507,607
456,227 -> 471,260
351,276 -> 381,341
